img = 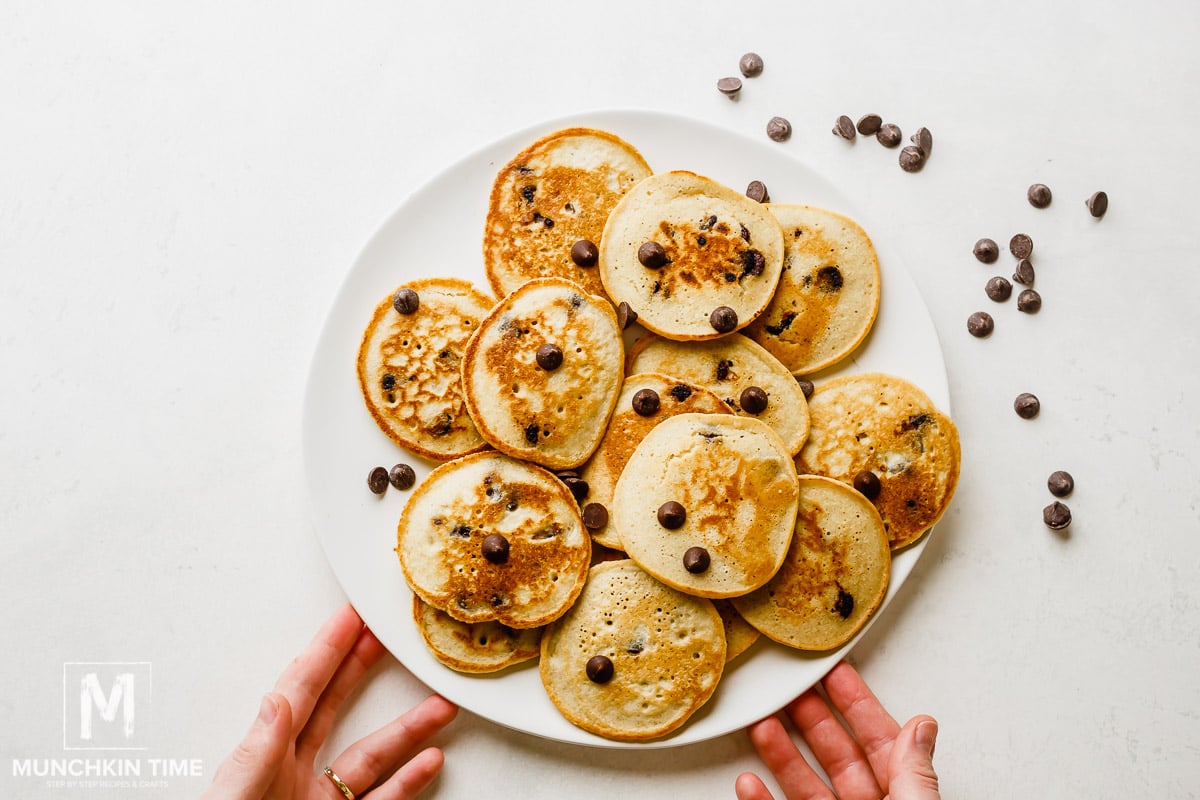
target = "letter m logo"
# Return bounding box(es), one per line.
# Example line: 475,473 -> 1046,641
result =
63,662 -> 152,750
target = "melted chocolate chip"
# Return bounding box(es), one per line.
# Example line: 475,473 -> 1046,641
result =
450,523 -> 472,539
586,655 -> 614,683
536,343 -> 564,370
716,359 -> 733,381
638,241 -> 667,268
367,467 -> 389,495
392,288 -> 420,315
741,249 -> 766,277
765,310 -> 797,336
571,239 -> 599,267
631,388 -> 661,417
389,463 -> 416,490
657,501 -> 686,529
669,384 -> 693,402
482,534 -> 510,564
524,423 -> 541,444
381,374 -> 396,391
853,470 -> 882,500
582,503 -> 609,530
710,306 -> 738,333
739,386 -> 768,414
683,546 -> 711,574
834,588 -> 855,619
816,266 -> 844,292
1048,471 -> 1075,497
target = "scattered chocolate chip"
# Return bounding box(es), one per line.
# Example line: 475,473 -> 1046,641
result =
856,114 -> 882,136
710,306 -> 738,333
1017,288 -> 1042,313
716,359 -> 733,381
1014,392 -> 1040,419
1028,183 -> 1052,208
367,466 -> 389,495
536,343 -> 564,371
616,301 -> 638,330
520,185 -> 536,203
876,123 -> 902,148
524,423 -> 540,444
562,477 -> 589,501
967,311 -> 994,337
1009,233 -> 1034,259
815,265 -> 843,292
741,249 -> 766,277
739,52 -> 764,77
389,463 -> 416,490
911,127 -> 933,157
766,116 -> 792,142
669,384 -> 693,402
392,288 -> 420,315
1012,258 -> 1035,286
796,378 -> 815,399
853,470 -> 881,500
986,276 -> 1013,302
973,238 -> 1000,264
631,388 -> 661,417
717,76 -> 742,97
739,386 -> 768,414
571,239 -> 599,267
638,241 -> 667,268
1043,501 -> 1072,530
657,501 -> 686,529
834,588 -> 855,619
381,374 -> 396,391
746,180 -> 770,203
586,654 -> 614,683
833,115 -> 856,140
582,503 -> 609,530
683,546 -> 711,574
1087,191 -> 1108,218
899,146 -> 925,172
1048,471 -> 1075,497
482,534 -> 510,564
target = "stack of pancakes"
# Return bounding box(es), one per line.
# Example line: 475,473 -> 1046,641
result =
355,127 -> 960,742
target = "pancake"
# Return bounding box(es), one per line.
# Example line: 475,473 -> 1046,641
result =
578,372 -> 732,549
712,599 -> 760,662
460,278 -> 623,470
483,127 -> 652,300
733,475 -> 891,651
539,559 -> 726,742
612,413 -> 800,599
797,373 -> 960,550
743,204 -> 881,375
599,170 -> 785,340
357,277 -> 494,460
626,333 -> 810,455
396,451 -> 592,628
412,594 -> 541,673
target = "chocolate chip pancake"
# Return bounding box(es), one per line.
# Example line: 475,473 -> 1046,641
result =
578,372 -> 732,549
626,333 -> 810,455
539,559 -> 726,742
743,204 -> 881,375
797,373 -> 960,550
599,170 -> 785,340
412,595 -> 541,673
396,451 -> 592,628
612,413 -> 800,599
484,127 -> 652,301
357,277 -> 495,460
733,475 -> 890,651
460,278 -> 623,470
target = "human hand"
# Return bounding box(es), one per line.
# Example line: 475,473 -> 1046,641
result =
202,602 -> 458,800
735,660 -> 939,800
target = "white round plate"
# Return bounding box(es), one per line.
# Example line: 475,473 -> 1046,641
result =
303,109 -> 949,748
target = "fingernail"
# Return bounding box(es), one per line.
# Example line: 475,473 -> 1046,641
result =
256,694 -> 278,726
916,719 -> 938,756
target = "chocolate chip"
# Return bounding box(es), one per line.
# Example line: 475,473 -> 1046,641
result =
739,52 -> 764,77
796,378 -> 815,399
1043,501 -> 1072,530
973,238 -> 1000,264
1009,233 -> 1033,259
899,146 -> 925,172
746,180 -> 770,203
856,114 -> 882,135
392,288 -> 420,315
683,546 -> 711,574
1017,288 -> 1042,313
524,423 -> 540,444
853,470 -> 881,500
669,384 -> 693,402
766,116 -> 792,142
716,359 -> 732,381
834,588 -> 855,619
657,501 -> 686,529
536,343 -> 564,370
1047,470 -> 1075,497
739,386 -> 768,414
967,311 -> 994,337
876,123 -> 902,148
717,76 -> 742,97
571,239 -> 599,267
616,301 -> 638,330
1012,258 -> 1035,286
833,115 -> 856,140
911,127 -> 933,157
381,374 -> 396,391
638,241 -> 667,268
710,306 -> 738,333
1087,191 -> 1108,218
986,276 -> 1013,302
1014,392 -> 1040,419
367,466 -> 389,495
389,463 -> 416,490
562,477 -> 589,501
1028,183 -> 1053,208
482,534 -> 510,564
631,388 -> 661,417
586,654 -> 614,683
582,503 -> 609,530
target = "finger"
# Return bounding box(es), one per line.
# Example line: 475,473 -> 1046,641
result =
821,661 -> 901,789
295,626 -> 388,765
787,689 -> 882,800
359,747 -> 445,800
746,713 -> 835,800
885,716 -> 940,800
274,602 -> 363,737
327,694 -> 458,796
202,693 -> 293,800
734,771 -> 776,800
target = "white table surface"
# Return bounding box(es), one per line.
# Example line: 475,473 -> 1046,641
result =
3,2 -> 1199,798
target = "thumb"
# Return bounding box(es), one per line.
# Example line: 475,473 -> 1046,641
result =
202,693 -> 294,800
886,716 -> 940,800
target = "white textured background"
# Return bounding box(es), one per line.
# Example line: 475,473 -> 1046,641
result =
3,1 -> 1198,798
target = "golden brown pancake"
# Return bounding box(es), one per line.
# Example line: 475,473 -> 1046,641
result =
412,594 -> 541,673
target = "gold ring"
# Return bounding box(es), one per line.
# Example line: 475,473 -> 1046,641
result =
322,766 -> 355,800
